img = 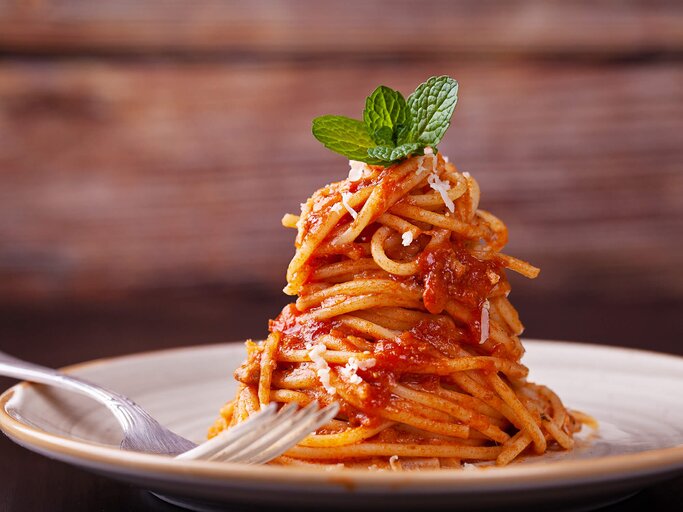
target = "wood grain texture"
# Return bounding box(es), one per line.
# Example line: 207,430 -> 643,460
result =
1,1 -> 682,57
1,60 -> 681,300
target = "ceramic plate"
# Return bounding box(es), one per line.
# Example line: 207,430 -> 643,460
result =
1,340 -> 682,512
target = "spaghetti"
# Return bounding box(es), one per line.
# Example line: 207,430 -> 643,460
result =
209,152 -> 583,469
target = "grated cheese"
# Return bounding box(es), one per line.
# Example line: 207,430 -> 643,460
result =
462,462 -> 477,471
427,172 -> 455,213
462,171 -> 471,178
348,160 -> 368,182
401,231 -> 414,246
339,356 -> 376,385
338,369 -> 362,385
306,342 -> 337,395
418,151 -> 439,175
339,358 -> 363,385
357,357 -> 376,370
416,156 -> 427,175
479,300 -> 490,344
331,203 -> 342,212
341,192 -> 358,219
389,455 -> 401,471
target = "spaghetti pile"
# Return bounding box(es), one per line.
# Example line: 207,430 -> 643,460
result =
209,152 -> 582,469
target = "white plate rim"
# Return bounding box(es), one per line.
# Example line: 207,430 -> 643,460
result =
1,340 -> 683,493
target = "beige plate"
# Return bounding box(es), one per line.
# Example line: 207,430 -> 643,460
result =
1,340 -> 683,511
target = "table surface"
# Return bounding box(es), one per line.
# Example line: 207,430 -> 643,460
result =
1,292 -> 682,511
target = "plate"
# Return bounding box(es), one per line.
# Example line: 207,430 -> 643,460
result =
1,340 -> 682,511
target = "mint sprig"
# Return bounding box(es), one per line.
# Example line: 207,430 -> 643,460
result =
312,76 -> 458,167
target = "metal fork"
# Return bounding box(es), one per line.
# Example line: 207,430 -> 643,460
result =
0,350 -> 338,462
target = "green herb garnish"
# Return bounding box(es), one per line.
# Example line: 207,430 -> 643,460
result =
312,76 -> 458,167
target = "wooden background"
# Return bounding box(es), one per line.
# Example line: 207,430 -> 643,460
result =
0,1 -> 682,354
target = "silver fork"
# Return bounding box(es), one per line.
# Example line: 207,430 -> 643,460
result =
0,350 -> 338,462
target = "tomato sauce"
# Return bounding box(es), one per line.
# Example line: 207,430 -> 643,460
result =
269,304 -> 334,350
418,241 -> 500,313
409,317 -> 469,356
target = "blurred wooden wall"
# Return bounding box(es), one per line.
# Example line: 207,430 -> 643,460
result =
1,0 -> 682,302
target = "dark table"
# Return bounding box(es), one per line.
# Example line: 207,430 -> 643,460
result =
1,291 -> 682,511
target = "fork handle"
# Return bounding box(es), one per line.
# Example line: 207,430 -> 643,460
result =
0,350 -> 155,429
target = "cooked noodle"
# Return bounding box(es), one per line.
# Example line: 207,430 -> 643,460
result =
209,153 -> 584,469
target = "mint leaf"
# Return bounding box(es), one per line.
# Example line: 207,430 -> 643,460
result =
367,143 -> 421,163
407,76 -> 458,146
372,126 -> 394,146
363,86 -> 410,145
395,123 -> 413,146
312,115 -> 384,164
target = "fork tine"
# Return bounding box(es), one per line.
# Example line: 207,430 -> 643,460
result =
206,402 -> 305,462
219,402 -> 318,461
242,403 -> 340,464
215,402 -> 318,461
179,402 -> 340,466
204,402 -> 300,462
175,402 -> 278,461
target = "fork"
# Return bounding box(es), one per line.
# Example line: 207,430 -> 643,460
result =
0,350 -> 339,462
